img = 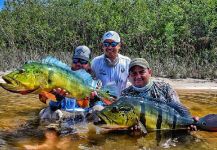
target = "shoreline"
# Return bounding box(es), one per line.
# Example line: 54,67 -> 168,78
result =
0,71 -> 217,90
154,77 -> 217,90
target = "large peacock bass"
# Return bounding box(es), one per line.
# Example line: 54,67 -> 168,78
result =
94,96 -> 217,132
0,56 -> 114,106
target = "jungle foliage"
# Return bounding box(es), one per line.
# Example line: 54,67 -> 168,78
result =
0,0 -> 217,78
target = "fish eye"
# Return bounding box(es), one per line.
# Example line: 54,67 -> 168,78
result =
202,122 -> 206,126
111,106 -> 119,113
19,69 -> 25,73
119,107 -> 131,112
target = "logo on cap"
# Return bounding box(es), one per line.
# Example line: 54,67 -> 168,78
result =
75,48 -> 85,55
105,32 -> 114,38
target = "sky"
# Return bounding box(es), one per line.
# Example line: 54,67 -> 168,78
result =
0,0 -> 4,10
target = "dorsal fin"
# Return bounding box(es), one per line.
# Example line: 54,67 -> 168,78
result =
41,56 -> 71,71
101,81 -> 119,98
167,101 -> 191,118
72,69 -> 97,87
42,56 -> 97,88
140,96 -> 191,118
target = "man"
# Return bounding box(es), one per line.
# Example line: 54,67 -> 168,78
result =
91,31 -> 131,98
121,58 -> 180,103
39,45 -> 94,113
120,58 -> 198,133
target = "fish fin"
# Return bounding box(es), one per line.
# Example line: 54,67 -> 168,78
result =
40,91 -> 56,101
72,69 -> 95,87
167,101 -> 191,118
100,98 -> 113,105
101,81 -> 119,98
137,119 -> 148,135
76,97 -> 89,108
143,96 -> 191,118
42,56 -> 71,71
42,56 -> 97,88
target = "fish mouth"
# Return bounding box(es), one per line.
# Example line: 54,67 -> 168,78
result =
94,113 -> 128,130
93,113 -> 108,126
0,76 -> 39,94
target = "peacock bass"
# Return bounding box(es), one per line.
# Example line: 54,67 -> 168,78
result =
94,96 -> 217,132
0,56 -> 114,107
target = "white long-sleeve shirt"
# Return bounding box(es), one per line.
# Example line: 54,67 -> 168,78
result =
91,54 -> 131,97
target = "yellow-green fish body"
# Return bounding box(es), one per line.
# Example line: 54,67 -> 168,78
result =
95,96 -> 217,132
0,57 -> 110,102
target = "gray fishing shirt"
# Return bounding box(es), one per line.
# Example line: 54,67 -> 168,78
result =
91,54 -> 131,97
120,80 -> 180,103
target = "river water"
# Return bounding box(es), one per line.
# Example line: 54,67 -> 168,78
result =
0,88 -> 216,150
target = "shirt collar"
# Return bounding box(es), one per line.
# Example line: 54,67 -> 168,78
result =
104,54 -> 119,67
132,79 -> 153,92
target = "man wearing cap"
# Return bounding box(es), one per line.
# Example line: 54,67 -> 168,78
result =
121,58 -> 180,103
39,45 -> 96,114
121,58 -> 199,134
71,45 -> 92,73
91,31 -> 131,98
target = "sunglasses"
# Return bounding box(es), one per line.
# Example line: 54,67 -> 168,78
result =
103,42 -> 119,47
73,58 -> 88,65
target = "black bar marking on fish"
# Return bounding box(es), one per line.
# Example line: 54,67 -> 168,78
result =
156,109 -> 162,129
48,70 -> 54,84
140,102 -> 146,128
172,113 -> 177,129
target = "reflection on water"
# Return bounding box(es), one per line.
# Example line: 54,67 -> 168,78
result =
0,88 -> 217,150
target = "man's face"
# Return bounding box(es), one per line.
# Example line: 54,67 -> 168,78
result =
102,39 -> 121,60
71,58 -> 89,71
128,66 -> 152,88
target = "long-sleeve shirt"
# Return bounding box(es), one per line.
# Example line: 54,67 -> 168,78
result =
91,54 -> 131,97
121,80 -> 180,103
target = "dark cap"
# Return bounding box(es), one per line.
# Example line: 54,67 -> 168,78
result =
129,58 -> 150,71
73,45 -> 91,61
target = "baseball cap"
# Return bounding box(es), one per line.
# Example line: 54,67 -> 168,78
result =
102,31 -> 121,43
129,58 -> 150,71
73,45 -> 91,61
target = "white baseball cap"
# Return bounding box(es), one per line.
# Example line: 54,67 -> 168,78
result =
102,31 -> 121,43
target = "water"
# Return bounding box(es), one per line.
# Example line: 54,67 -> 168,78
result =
0,88 -> 216,150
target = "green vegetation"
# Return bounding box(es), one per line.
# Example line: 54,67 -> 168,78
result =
0,0 -> 216,78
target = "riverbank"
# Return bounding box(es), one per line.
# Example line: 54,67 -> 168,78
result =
154,77 -> 217,90
0,71 -> 217,90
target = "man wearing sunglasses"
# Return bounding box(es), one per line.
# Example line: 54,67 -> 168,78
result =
39,45 -> 102,122
91,31 -> 131,98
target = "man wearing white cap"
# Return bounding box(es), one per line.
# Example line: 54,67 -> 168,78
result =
91,31 -> 131,98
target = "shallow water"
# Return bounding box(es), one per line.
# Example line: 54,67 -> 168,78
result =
0,88 -> 216,150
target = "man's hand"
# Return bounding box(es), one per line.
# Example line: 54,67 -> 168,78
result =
90,91 -> 98,100
39,91 -> 56,104
52,88 -> 69,97
129,122 -> 147,136
51,88 -> 69,101
188,116 -> 200,131
89,91 -> 116,105
39,88 -> 68,104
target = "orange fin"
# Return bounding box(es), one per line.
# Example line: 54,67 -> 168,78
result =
101,98 -> 113,105
77,98 -> 89,108
40,91 -> 56,100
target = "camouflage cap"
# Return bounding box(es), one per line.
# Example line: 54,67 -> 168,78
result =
129,58 -> 150,71
73,45 -> 91,61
